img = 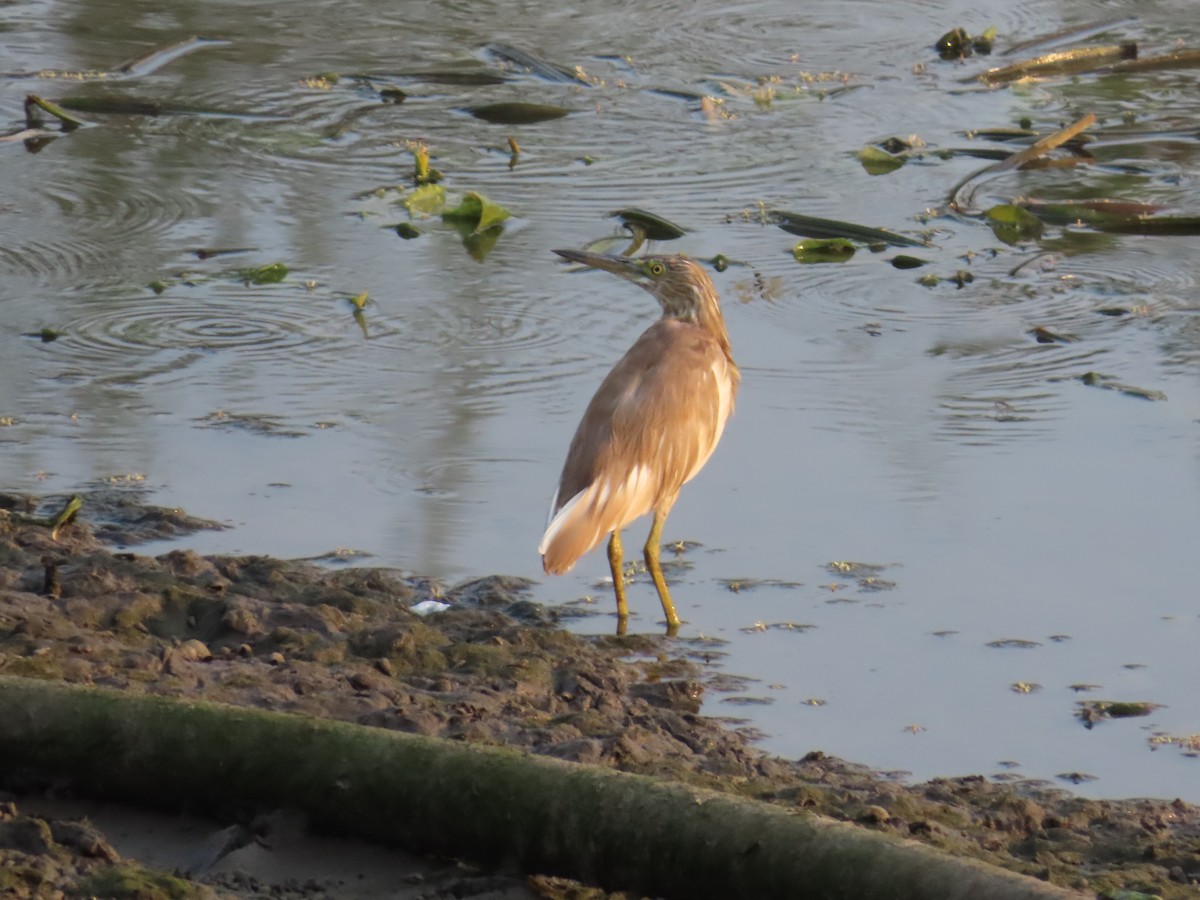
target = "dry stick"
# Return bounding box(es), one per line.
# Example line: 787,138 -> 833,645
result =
1105,48 -> 1200,74
948,113 -> 1097,214
973,43 -> 1137,83
0,676 -> 1084,900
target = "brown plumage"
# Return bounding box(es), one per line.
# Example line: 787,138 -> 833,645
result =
539,250 -> 739,630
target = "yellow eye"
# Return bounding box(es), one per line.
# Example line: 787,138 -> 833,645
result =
648,261 -> 666,277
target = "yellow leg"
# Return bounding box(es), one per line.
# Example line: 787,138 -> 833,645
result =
643,510 -> 681,632
607,530 -> 629,623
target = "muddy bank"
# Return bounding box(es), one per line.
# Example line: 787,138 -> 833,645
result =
0,491 -> 1197,898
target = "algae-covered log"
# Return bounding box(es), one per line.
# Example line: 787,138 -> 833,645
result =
0,676 -> 1082,900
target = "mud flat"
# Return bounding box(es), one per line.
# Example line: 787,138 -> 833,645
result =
0,491 -> 1196,898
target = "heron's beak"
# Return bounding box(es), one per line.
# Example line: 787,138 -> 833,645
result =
553,249 -> 645,283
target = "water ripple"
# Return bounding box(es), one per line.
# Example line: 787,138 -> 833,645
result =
58,288 -> 338,376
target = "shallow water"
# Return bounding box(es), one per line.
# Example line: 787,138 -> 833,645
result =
3,0 -> 1198,800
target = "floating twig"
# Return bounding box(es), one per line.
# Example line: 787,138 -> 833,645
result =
971,43 -> 1137,85
948,113 -> 1096,213
8,36 -> 228,81
1104,47 -> 1200,74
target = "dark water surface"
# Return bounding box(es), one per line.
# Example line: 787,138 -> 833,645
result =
3,0 -> 1199,800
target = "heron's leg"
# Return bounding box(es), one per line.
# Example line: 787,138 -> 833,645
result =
607,530 -> 629,622
643,509 -> 681,631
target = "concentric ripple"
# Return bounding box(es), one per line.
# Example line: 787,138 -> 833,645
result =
58,287 -> 340,380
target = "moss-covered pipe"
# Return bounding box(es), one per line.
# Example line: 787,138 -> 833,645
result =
0,676 -> 1082,900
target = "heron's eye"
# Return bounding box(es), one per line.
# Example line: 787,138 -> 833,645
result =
648,261 -> 666,277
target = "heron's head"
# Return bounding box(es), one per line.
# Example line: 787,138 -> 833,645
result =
553,250 -> 723,328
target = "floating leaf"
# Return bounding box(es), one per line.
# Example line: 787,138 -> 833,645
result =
974,26 -> 998,55
21,327 -> 63,342
461,225 -> 504,262
442,191 -> 511,234
466,102 -> 572,125
194,247 -> 257,260
792,238 -> 856,263
609,208 -> 688,241
24,93 -> 89,129
1028,326 -> 1077,344
403,184 -> 446,217
935,27 -> 972,61
349,69 -> 508,86
241,262 -> 289,285
1019,200 -> 1200,235
1077,699 -> 1164,729
985,204 -> 1044,244
857,145 -> 906,175
1095,215 -> 1200,236
395,222 -> 421,239
934,26 -> 996,60
349,291 -> 368,311
771,210 -> 927,247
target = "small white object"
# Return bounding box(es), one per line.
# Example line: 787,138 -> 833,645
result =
411,599 -> 451,616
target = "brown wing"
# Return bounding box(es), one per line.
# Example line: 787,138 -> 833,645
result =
539,319 -> 737,574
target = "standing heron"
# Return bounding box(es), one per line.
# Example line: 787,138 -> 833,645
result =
539,250 -> 740,632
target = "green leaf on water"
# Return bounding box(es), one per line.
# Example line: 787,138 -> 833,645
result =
857,145 -> 906,175
935,27 -> 972,61
24,94 -> 90,130
462,226 -> 503,263
1019,199 -> 1200,235
242,262 -> 289,285
771,209 -> 928,247
466,102 -> 572,125
792,238 -> 856,263
403,184 -> 446,217
442,191 -> 510,235
985,204 -> 1043,244
395,222 -> 421,239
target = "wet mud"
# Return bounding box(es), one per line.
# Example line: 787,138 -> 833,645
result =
0,491 -> 1197,898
